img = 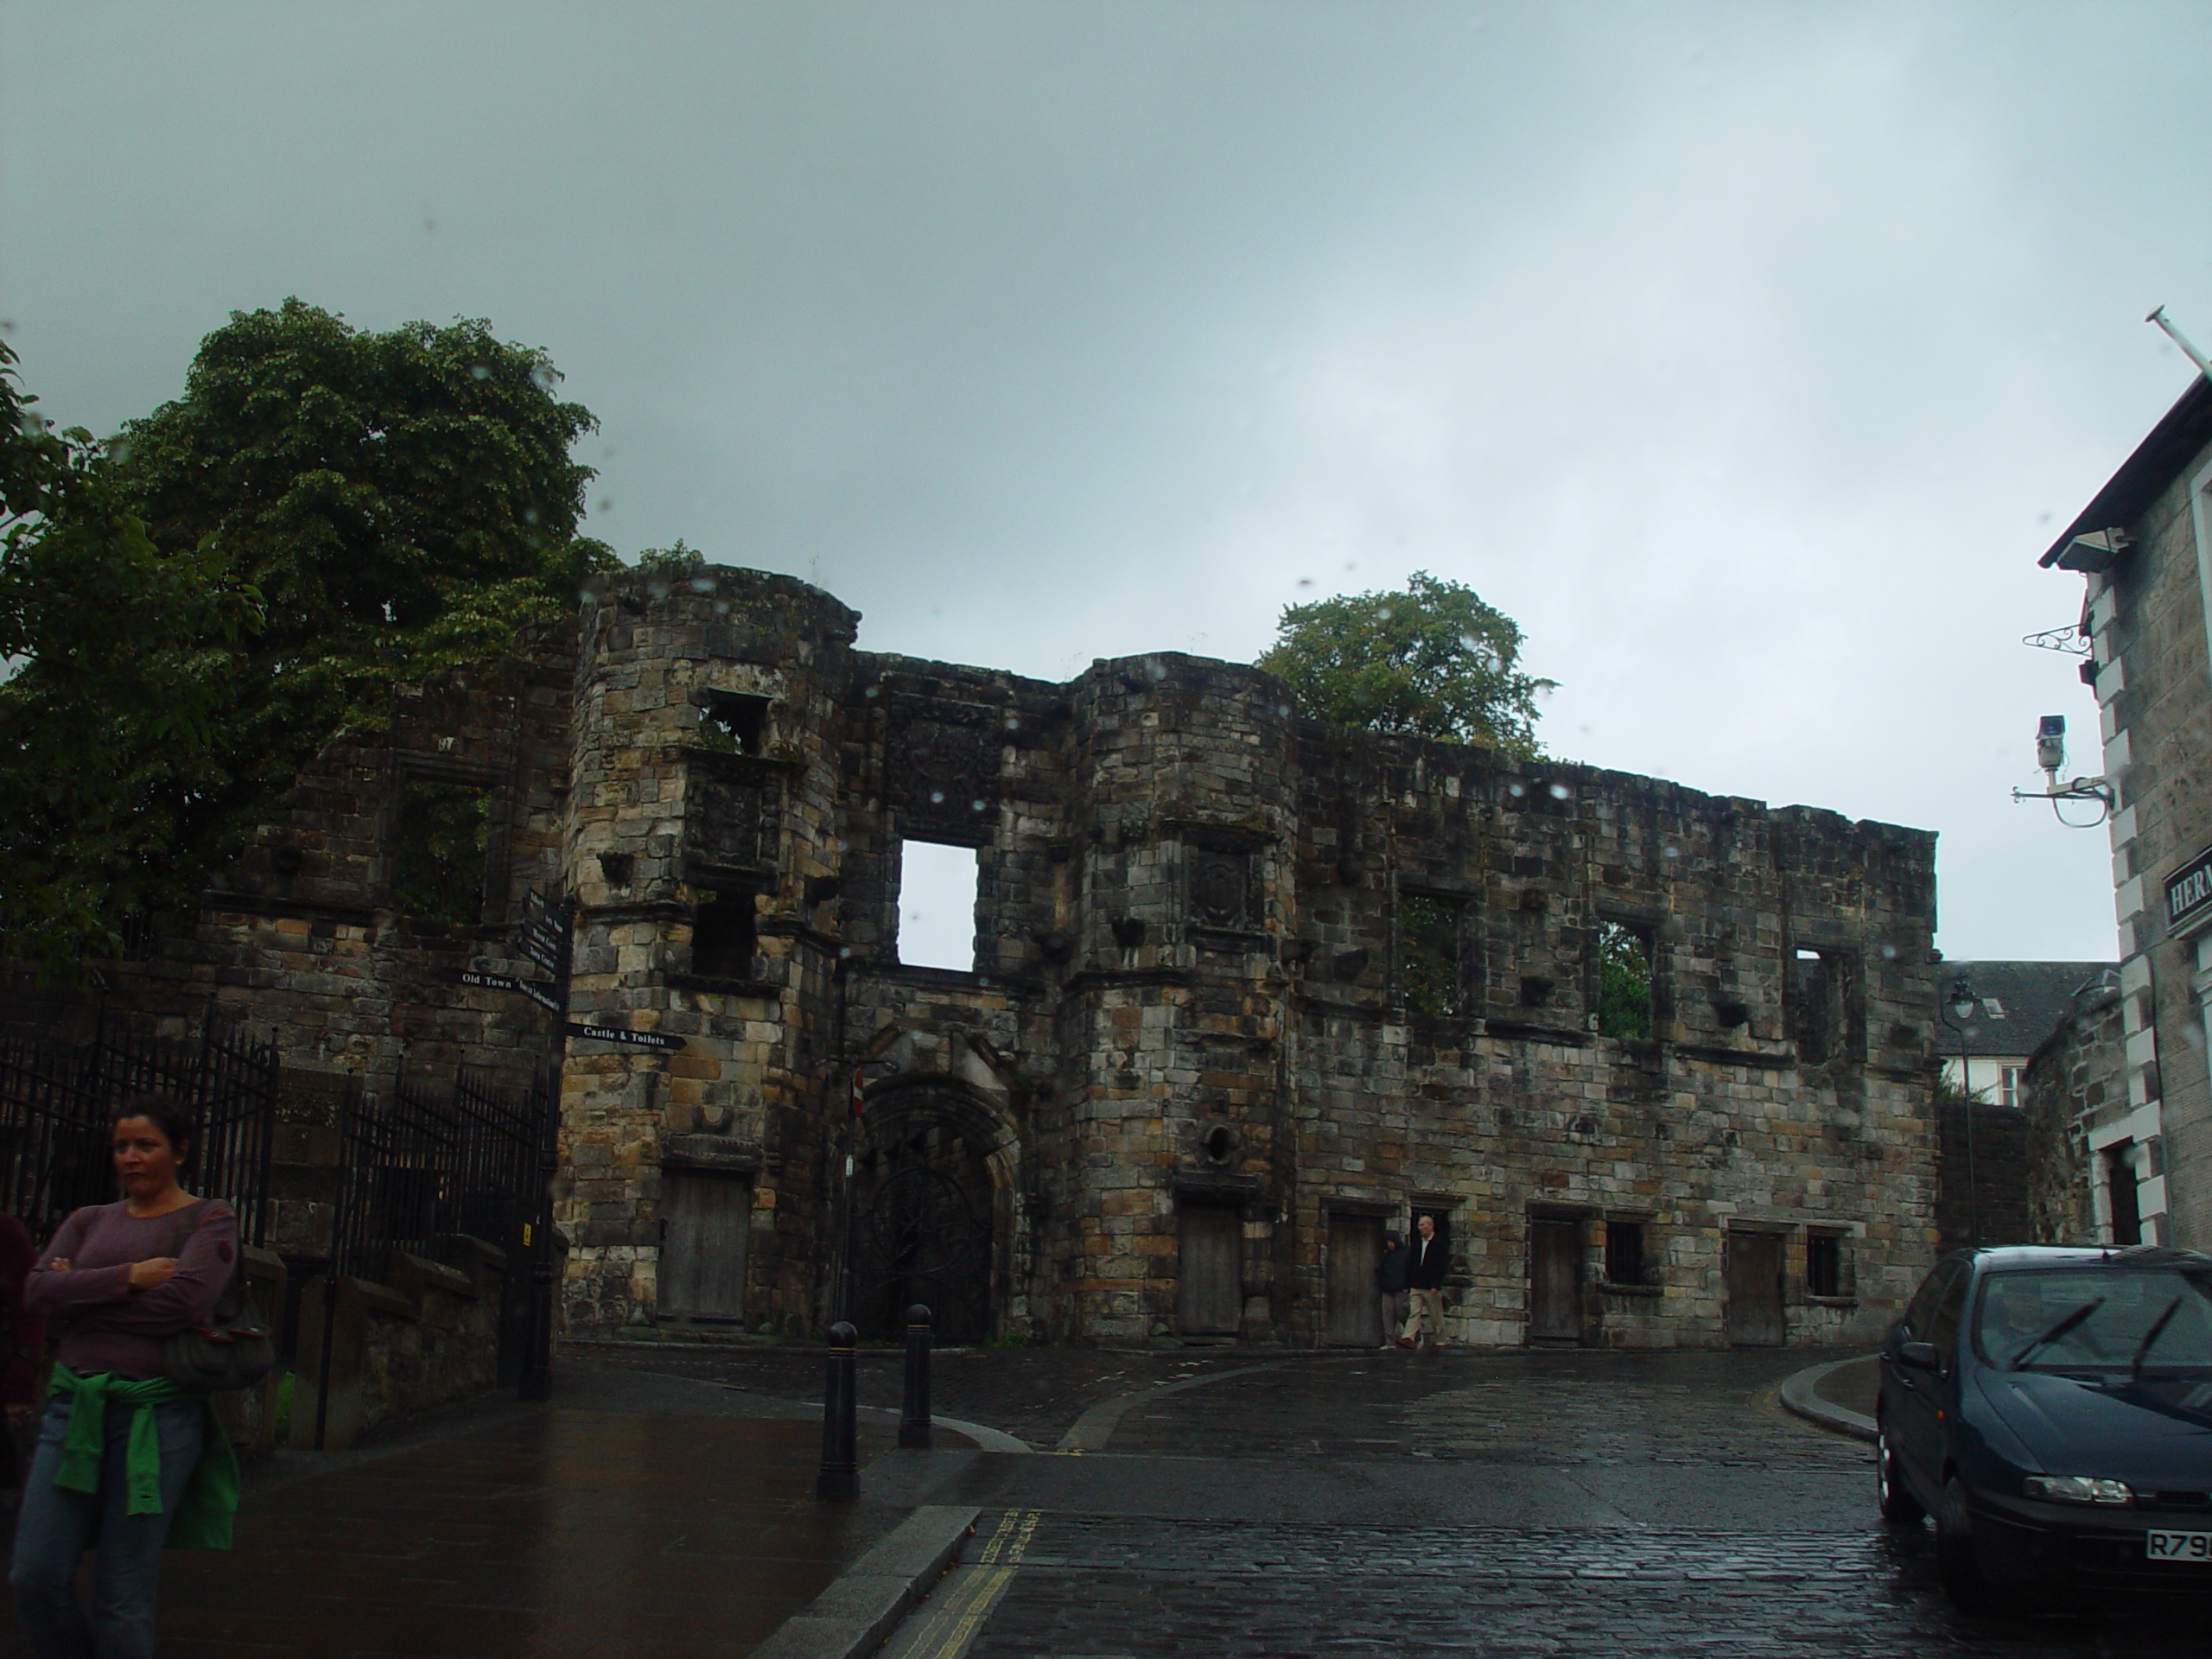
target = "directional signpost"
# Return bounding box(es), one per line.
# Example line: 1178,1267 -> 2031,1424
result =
450,887 -> 686,1402
565,1022 -> 685,1052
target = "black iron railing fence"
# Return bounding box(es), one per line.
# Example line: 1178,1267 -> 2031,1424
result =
327,1060 -> 540,1283
0,1007 -> 278,1250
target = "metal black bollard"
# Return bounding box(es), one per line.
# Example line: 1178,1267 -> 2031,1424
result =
899,1304 -> 933,1449
817,1320 -> 859,1501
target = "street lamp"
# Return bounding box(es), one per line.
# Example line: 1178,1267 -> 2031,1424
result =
1939,976 -> 1981,1248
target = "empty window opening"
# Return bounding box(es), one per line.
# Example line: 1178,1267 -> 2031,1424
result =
696,690 -> 771,754
1792,948 -> 1837,1063
1605,1220 -> 1646,1286
1596,920 -> 1653,1040
897,841 -> 979,972
392,779 -> 490,925
2107,1142 -> 2142,1246
1805,1232 -> 1844,1299
691,884 -> 760,979
1402,893 -> 1465,1018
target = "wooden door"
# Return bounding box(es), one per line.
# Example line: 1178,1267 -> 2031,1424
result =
1326,1213 -> 1384,1345
660,1173 -> 752,1322
1177,1202 -> 1243,1335
1725,1230 -> 1786,1346
1528,1217 -> 1581,1342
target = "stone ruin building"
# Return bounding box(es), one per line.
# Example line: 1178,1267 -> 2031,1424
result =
84,563 -> 1942,1350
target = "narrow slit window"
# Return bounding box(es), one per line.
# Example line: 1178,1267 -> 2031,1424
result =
897,841 -> 980,972
1605,1220 -> 1646,1286
1806,1232 -> 1844,1299
1596,920 -> 1653,1040
392,779 -> 490,925
1792,948 -> 1834,1063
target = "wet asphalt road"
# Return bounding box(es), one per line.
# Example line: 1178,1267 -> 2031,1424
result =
593,1344 -> 2212,1656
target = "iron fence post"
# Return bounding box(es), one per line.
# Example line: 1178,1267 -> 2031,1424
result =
518,893 -> 575,1403
817,1320 -> 859,1500
899,1304 -> 932,1449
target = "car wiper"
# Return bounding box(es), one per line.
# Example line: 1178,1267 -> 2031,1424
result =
2011,1299 -> 2105,1370
2130,1297 -> 2184,1382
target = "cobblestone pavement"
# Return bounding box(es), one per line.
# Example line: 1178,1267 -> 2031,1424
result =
852,1350 -> 2210,1657
944,1511 -> 2207,1658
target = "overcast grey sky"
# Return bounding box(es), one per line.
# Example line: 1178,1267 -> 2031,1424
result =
6,2 -> 2204,962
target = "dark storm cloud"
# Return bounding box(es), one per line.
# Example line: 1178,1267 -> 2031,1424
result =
6,1 -> 2208,956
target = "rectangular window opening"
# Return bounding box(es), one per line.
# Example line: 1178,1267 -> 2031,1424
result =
1597,919 -> 1654,1040
1401,893 -> 1465,1019
691,883 -> 760,980
1806,1232 -> 1844,1299
392,778 -> 490,926
897,840 -> 980,972
1604,1220 -> 1646,1286
2107,1141 -> 2142,1246
697,690 -> 771,755
1791,947 -> 1834,1064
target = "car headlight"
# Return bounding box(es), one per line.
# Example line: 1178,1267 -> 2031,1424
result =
2022,1475 -> 2134,1506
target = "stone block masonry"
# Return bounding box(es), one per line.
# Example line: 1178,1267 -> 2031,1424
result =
79,564 -> 1941,1351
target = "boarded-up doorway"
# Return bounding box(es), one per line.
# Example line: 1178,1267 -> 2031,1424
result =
1326,1212 -> 1384,1346
1177,1200 -> 1243,1336
660,1171 -> 752,1322
1725,1230 -> 1786,1346
1528,1217 -> 1582,1343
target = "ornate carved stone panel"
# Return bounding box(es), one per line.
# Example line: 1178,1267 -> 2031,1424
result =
1188,846 -> 1256,929
890,714 -> 997,838
688,764 -> 778,872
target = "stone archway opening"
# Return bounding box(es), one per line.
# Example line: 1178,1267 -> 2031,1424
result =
853,1084 -> 1008,1343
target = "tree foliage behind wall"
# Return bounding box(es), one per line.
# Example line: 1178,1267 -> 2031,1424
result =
1255,571 -> 1552,757
5,301 -> 620,963
0,340 -> 261,978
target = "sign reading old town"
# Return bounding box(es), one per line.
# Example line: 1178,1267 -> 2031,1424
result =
2167,845 -> 2212,935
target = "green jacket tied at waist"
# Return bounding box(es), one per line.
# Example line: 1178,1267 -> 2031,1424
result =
48,1363 -> 239,1549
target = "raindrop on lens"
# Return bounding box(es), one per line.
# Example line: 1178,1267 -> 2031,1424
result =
970,799 -> 987,813
930,791 -> 945,804
1507,783 -> 1526,798
1548,784 -> 1571,800
690,577 -> 715,594
469,365 -> 491,380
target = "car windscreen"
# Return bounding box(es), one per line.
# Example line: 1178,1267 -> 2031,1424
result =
1973,1267 -> 2212,1372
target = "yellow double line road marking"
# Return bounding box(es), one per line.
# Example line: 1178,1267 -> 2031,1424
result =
893,1508 -> 1041,1659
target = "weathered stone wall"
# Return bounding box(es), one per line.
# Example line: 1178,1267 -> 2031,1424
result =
2021,979 -> 2126,1244
2074,434 -> 2212,1247
1934,1101 -> 2031,1252
54,562 -> 1941,1351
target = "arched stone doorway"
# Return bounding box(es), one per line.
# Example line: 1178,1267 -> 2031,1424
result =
852,1081 -> 1012,1343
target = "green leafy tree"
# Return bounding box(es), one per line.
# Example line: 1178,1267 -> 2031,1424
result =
1255,571 -> 1552,756
0,340 -> 261,977
102,298 -> 616,922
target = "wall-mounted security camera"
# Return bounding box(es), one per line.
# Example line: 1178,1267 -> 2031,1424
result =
2013,711 -> 2112,823
2036,715 -> 2066,779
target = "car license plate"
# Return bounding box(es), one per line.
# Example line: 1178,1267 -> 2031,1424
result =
2146,1530 -> 2212,1562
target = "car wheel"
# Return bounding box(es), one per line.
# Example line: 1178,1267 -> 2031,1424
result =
1935,1476 -> 1997,1613
1876,1422 -> 1925,1525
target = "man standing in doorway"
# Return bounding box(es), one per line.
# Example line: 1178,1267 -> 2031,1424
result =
1397,1212 -> 1449,1351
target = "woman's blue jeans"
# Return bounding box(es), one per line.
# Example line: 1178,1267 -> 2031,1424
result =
9,1395 -> 202,1659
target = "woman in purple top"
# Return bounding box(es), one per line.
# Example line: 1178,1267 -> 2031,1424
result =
10,1094 -> 237,1659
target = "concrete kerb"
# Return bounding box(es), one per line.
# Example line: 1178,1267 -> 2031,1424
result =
1778,1354 -> 1877,1442
751,1505 -> 981,1659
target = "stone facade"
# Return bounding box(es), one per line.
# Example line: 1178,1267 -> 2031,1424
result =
88,563 -> 1941,1350
2039,375 -> 2212,1248
2019,974 -> 2127,1246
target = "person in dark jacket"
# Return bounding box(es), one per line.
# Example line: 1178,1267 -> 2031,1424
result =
1374,1231 -> 1409,1350
1397,1213 -> 1450,1351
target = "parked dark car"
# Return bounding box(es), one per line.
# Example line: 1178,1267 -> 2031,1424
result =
1878,1244 -> 2212,1608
